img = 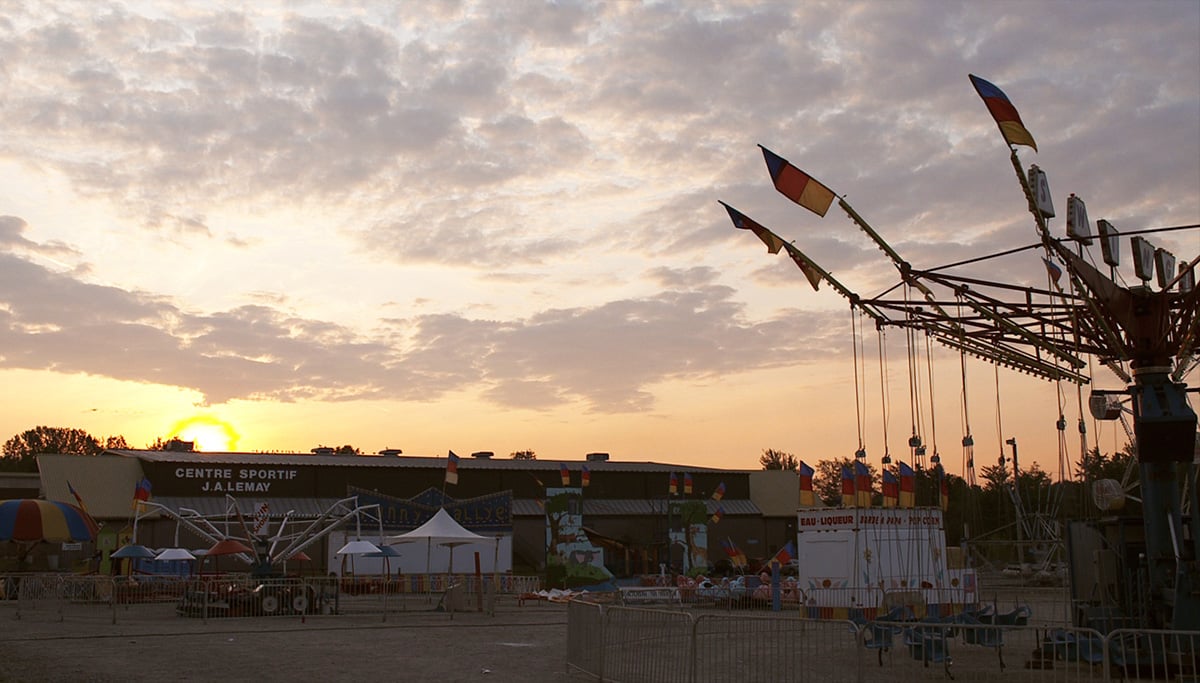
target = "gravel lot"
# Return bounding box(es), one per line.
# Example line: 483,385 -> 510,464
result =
0,599 -> 571,683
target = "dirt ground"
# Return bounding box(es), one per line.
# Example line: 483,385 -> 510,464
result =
0,600 -> 571,683
0,586 -> 1081,682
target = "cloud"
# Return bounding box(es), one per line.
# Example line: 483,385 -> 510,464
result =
0,1 -> 1195,427
0,216 -> 81,261
0,237 -> 841,410
2,3 -> 1194,258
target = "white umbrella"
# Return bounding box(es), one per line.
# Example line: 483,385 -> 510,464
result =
336,539 -> 381,577
155,547 -> 196,561
336,540 -> 381,555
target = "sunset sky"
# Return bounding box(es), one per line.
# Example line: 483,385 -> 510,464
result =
1,1 -> 1196,479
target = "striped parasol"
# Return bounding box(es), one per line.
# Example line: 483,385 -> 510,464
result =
0,499 -> 99,543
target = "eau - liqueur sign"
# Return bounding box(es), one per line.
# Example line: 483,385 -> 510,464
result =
797,507 -> 943,532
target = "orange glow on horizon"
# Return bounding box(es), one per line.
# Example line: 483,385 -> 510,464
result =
168,415 -> 241,452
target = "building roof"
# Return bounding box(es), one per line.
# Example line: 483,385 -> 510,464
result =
154,496 -> 759,519
749,470 -> 802,516
154,496 -> 347,519
510,498 -> 759,517
0,472 -> 41,499
37,454 -> 151,519
42,451 -> 767,522
107,449 -> 747,474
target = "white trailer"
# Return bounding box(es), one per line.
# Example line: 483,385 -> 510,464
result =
796,507 -> 977,616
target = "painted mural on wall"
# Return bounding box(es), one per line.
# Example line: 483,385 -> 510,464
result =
669,499 -> 710,574
545,487 -> 612,588
349,486 -> 512,531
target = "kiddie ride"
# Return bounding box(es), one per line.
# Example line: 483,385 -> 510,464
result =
132,495 -> 386,618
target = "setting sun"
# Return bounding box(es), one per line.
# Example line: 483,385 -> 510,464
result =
169,415 -> 241,452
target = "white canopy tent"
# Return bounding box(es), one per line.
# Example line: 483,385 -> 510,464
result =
385,507 -> 498,577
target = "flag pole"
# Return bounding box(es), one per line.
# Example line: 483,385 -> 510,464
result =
670,487 -> 676,576
683,473 -> 691,575
441,450 -> 459,508
722,201 -> 888,324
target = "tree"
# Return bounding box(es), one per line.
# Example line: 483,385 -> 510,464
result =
1076,445 -> 1137,483
1,426 -> 105,472
1017,462 -> 1053,491
511,450 -> 537,460
334,445 -> 360,455
1073,444 -> 1140,517
814,459 -> 848,505
813,458 -> 877,506
759,449 -> 799,471
978,462 -> 1011,491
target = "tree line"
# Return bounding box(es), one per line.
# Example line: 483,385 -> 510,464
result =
0,425 -> 546,472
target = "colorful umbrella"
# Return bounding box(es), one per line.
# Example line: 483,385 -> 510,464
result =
207,538 -> 253,556
0,499 -> 99,543
111,544 -> 157,559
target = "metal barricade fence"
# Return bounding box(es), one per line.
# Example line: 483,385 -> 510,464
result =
564,602 -> 1200,683
10,572 -> 1199,683
2,572 -> 541,624
602,605 -> 694,683
1035,625 -> 1116,682
3,574 -> 62,621
858,619 -> 1105,683
333,573 -> 540,618
567,600 -> 606,679
1105,628 -> 1200,681
176,577 -> 331,621
2,575 -> 120,624
501,574 -> 542,595
338,573 -> 539,596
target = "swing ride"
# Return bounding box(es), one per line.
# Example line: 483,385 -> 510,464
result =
721,74 -> 1198,634
132,495 -> 385,577
132,495 -> 385,616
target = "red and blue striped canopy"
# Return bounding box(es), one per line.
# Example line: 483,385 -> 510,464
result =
0,499 -> 99,543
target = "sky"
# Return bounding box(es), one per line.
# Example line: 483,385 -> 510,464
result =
0,1 -> 1197,479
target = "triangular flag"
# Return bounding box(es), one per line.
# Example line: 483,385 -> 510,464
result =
722,202 -> 785,254
786,245 -> 823,291
969,74 -> 1038,152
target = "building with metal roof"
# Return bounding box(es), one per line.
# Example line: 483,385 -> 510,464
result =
29,448 -> 801,578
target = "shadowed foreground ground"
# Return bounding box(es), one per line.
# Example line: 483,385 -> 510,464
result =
0,601 -> 571,683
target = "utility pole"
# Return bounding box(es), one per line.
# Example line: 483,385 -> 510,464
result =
1005,438 -> 1025,564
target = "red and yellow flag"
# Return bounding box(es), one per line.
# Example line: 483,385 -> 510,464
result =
761,145 -> 837,217
799,462 -> 816,507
